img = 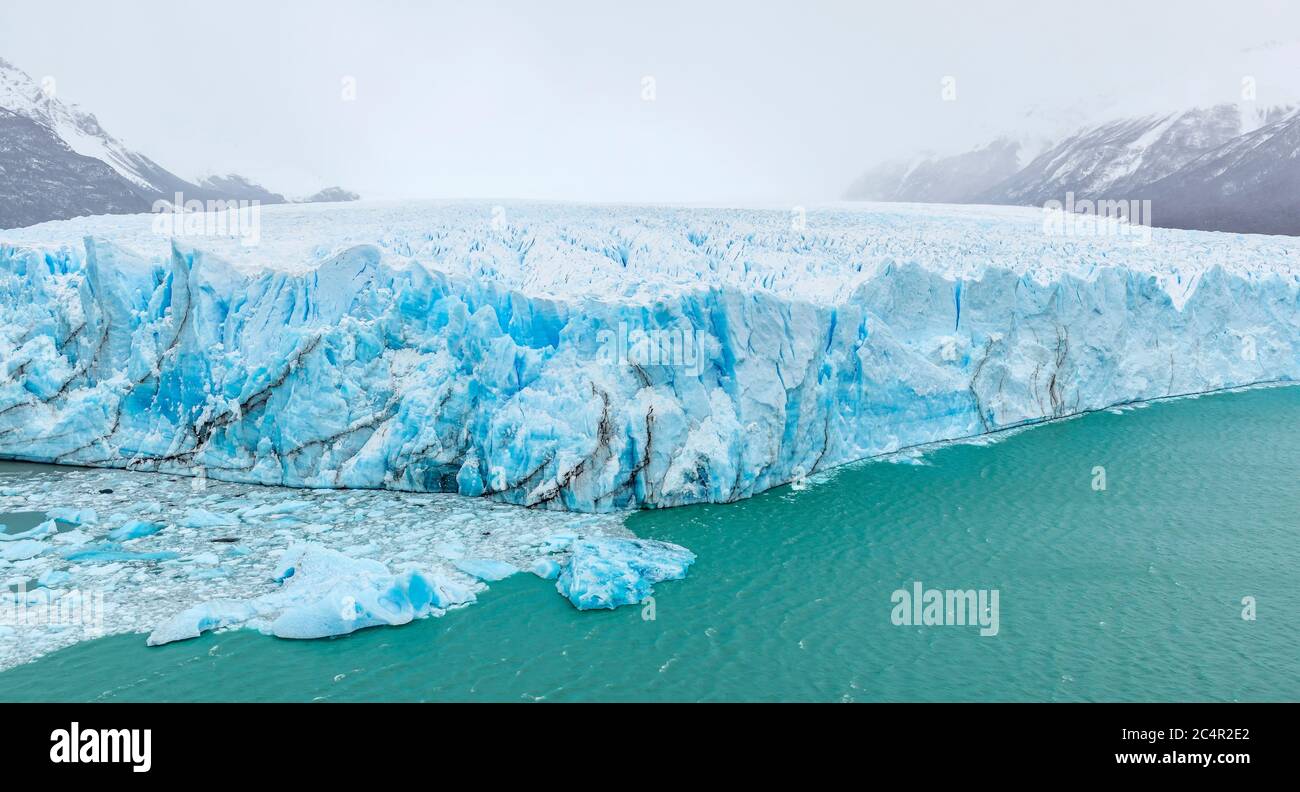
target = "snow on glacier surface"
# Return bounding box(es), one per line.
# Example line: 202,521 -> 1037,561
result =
1,200 -> 1299,513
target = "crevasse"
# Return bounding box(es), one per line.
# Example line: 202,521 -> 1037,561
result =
1,201 -> 1297,512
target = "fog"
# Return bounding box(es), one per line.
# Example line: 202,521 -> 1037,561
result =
2,0 -> 1297,201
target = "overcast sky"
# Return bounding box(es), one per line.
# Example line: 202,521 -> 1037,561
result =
1,0 -> 1297,202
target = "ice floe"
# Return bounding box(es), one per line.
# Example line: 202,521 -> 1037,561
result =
148,544 -> 477,644
556,537 -> 696,610
0,463 -> 690,671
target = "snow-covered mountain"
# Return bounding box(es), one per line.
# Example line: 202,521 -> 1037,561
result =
978,104 -> 1282,204
844,106 -> 1077,204
0,108 -> 154,228
0,57 -> 356,229
843,138 -> 1024,204
846,103 -> 1300,235
0,57 -> 172,194
1142,109 -> 1300,236
297,186 -> 362,203
193,173 -> 287,204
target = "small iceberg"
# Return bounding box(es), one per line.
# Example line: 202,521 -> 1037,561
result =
61,543 -> 180,563
453,558 -> 518,581
178,509 -> 239,528
556,538 -> 696,610
45,508 -> 97,525
0,539 -> 48,562
148,543 -> 477,645
530,558 -> 561,580
107,520 -> 165,541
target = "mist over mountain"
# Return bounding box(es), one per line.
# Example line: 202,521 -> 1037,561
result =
844,139 -> 1024,204
845,102 -> 1300,236
0,107 -> 153,228
0,57 -> 357,229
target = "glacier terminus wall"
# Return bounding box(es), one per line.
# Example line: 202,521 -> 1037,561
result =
1,201 -> 1298,512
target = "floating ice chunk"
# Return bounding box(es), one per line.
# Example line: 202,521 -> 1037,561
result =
52,528 -> 92,545
46,508 -> 97,525
453,558 -> 518,581
187,567 -> 230,580
270,569 -> 470,639
340,543 -> 380,558
79,561 -> 125,577
267,544 -> 478,639
0,539 -> 47,562
147,543 -> 478,645
239,500 -> 312,518
542,533 -> 577,552
107,520 -> 165,541
530,558 -> 561,580
433,541 -> 466,560
555,538 -> 696,610
37,569 -> 73,587
179,509 -> 239,528
147,600 -> 260,646
62,543 -> 179,563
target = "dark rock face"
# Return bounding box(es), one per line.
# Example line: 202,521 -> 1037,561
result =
0,109 -> 153,229
299,186 -> 361,203
980,106 -> 1246,207
1141,113 -> 1300,236
1,56 -> 357,230
194,174 -> 287,204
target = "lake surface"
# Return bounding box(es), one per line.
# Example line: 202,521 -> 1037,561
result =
1,385 -> 1297,701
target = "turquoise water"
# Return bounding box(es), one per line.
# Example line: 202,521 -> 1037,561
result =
2,386 -> 1298,701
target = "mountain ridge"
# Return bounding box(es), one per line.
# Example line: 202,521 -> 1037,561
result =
846,103 -> 1300,236
0,57 -> 358,229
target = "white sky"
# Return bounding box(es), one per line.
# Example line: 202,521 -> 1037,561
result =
1,0 -> 1297,202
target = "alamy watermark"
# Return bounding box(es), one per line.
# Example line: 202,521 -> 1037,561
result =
1043,192 -> 1152,247
50,722 -> 151,773
597,320 -> 704,375
152,193 -> 261,247
1,584 -> 105,637
890,581 -> 1000,637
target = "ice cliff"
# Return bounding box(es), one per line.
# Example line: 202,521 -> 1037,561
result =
2,201 -> 1298,512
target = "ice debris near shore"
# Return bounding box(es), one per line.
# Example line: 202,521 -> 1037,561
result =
147,544 -> 477,644
0,465 -> 690,670
147,535 -> 696,644
3,201 -> 1297,512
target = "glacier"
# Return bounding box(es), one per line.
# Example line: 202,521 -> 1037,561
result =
1,200 -> 1298,513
